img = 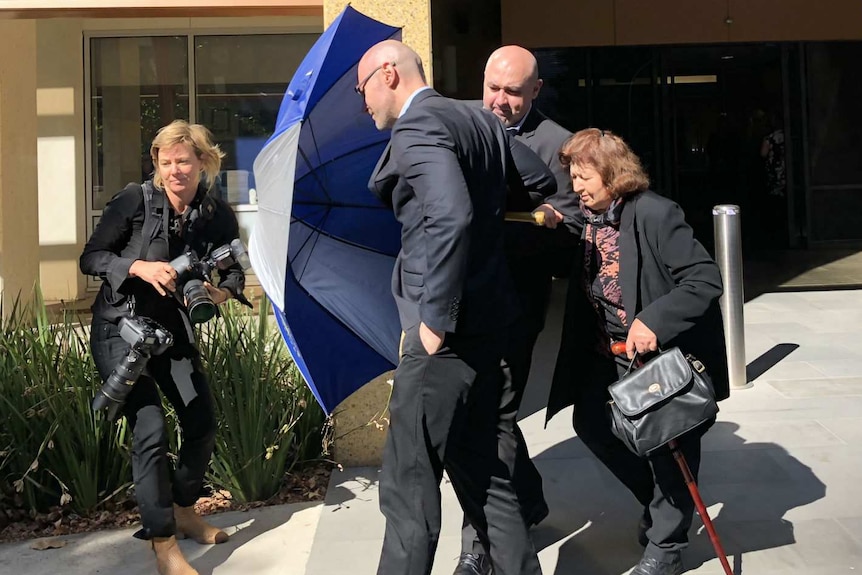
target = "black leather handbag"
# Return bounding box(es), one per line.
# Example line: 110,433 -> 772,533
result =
607,347 -> 718,457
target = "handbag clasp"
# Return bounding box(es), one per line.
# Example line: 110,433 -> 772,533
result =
687,355 -> 706,373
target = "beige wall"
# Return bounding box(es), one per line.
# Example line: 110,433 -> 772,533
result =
0,20 -> 40,314
37,18 -> 87,302
325,0 -> 433,85
502,0 -> 862,47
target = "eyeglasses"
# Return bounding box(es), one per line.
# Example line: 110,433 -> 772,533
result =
355,62 -> 395,96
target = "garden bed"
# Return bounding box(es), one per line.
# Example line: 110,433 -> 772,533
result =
0,461 -> 333,544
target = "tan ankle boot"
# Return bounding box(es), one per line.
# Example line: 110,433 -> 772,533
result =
173,504 -> 229,545
152,536 -> 199,575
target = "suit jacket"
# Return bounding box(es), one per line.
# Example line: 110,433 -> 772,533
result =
547,190 -> 729,421
515,107 -> 582,235
369,89 -> 548,335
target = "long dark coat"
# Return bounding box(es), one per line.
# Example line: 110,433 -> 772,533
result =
548,190 -> 730,421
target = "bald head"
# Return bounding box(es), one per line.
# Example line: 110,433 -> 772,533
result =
360,40 -> 426,84
482,45 -> 542,127
485,45 -> 539,84
357,40 -> 428,130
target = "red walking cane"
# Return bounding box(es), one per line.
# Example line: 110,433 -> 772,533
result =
609,343 -> 733,574
668,439 -> 734,575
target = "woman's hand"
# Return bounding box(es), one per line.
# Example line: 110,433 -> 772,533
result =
203,282 -> 232,306
130,260 -> 177,296
532,203 -> 563,229
625,318 -> 658,359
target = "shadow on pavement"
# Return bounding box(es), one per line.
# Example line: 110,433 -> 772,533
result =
531,421 -> 825,575
745,343 -> 799,382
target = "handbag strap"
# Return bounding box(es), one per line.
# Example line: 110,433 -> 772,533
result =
623,347 -> 664,376
624,352 -> 638,376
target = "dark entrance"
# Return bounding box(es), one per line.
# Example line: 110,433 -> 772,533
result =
535,44 -> 795,251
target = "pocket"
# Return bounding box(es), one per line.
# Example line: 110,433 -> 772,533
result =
401,269 -> 424,287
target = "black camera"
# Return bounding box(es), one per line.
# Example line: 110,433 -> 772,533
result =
92,315 -> 174,420
169,238 -> 251,324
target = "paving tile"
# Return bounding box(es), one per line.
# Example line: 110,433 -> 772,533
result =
757,518 -> 862,569
684,518 -> 862,573
750,360 -> 824,381
838,517 -> 862,547
818,417 -> 862,444
698,448 -> 795,484
808,358 -> 862,378
305,539 -> 383,574
797,291 -> 862,310
728,419 -> 845,448
770,377 -> 862,399
745,293 -> 821,312
772,444 -> 862,485
743,322 -> 810,339
768,343 -> 862,362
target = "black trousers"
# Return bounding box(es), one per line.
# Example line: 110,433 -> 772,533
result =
460,308 -> 548,554
90,320 -> 216,539
574,353 -> 702,560
377,325 -> 541,575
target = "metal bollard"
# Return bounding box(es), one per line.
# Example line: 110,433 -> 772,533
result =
713,205 -> 751,390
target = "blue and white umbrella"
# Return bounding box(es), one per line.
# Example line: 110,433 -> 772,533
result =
249,6 -> 402,414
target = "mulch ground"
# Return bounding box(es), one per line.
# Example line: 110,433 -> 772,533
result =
0,462 -> 333,544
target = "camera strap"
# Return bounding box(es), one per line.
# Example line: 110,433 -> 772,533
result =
182,189 -> 217,252
139,181 -> 169,260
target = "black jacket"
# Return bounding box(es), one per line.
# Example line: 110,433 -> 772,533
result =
80,181 -> 247,348
369,90 -> 554,334
548,190 -> 729,421
515,107 -> 581,234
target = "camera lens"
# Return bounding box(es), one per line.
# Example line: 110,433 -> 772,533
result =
92,347 -> 149,419
183,279 -> 217,324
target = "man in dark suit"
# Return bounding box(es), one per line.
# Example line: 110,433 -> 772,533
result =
454,45 -> 583,575
359,40 -> 544,575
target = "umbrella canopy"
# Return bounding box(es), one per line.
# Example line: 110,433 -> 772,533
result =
249,6 -> 402,414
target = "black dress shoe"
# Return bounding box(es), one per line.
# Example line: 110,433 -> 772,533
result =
453,552 -> 492,575
630,552 -> 684,575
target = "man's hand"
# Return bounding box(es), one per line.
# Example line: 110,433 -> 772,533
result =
130,260 -> 176,296
625,318 -> 659,359
419,322 -> 444,355
533,203 -> 563,229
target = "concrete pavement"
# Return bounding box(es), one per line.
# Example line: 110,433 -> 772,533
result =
3,283 -> 862,574
306,284 -> 862,575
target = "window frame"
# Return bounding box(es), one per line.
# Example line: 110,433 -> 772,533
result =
84,24 -> 317,289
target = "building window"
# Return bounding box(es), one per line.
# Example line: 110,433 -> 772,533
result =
89,35 -> 189,212
194,34 -> 318,206
87,31 -> 318,258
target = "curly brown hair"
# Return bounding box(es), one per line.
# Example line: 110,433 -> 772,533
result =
559,128 -> 650,198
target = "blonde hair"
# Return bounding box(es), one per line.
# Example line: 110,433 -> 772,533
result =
559,128 -> 650,198
150,120 -> 225,192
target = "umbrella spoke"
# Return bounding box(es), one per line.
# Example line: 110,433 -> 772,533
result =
291,214 -> 397,261
305,116 -> 327,193
290,205 -> 331,284
297,143 -> 332,205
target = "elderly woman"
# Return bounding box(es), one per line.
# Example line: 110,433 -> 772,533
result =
81,120 -> 249,575
548,129 -> 729,575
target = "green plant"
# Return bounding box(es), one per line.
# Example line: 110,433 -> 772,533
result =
1,289 -> 324,520
199,299 -> 324,503
0,292 -> 132,514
